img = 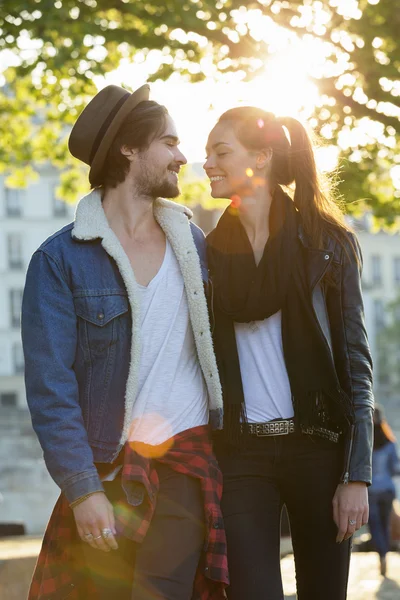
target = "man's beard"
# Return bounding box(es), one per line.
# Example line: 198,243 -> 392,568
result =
136,162 -> 180,199
148,178 -> 180,199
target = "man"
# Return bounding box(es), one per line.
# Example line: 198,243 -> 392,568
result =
22,84 -> 228,600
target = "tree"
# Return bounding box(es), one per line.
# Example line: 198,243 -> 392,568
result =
1,0 -> 400,217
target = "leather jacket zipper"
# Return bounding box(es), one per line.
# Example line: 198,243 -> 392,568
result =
341,424 -> 355,484
209,275 -> 215,334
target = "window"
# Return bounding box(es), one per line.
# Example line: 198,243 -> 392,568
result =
9,289 -> 23,328
5,187 -> 23,217
53,186 -> 68,217
374,299 -> 385,331
7,233 -> 23,270
13,342 -> 24,374
371,255 -> 382,286
0,392 -> 17,407
394,257 -> 400,285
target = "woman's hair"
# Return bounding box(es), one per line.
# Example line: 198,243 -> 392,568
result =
374,404 -> 396,449
92,101 -> 168,189
217,107 -> 352,250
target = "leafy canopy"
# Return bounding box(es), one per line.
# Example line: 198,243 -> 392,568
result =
1,0 -> 400,220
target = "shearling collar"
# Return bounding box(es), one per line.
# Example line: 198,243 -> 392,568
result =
72,189 -> 193,241
71,189 -> 222,444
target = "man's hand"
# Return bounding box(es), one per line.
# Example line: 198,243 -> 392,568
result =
73,492 -> 118,552
333,482 -> 369,543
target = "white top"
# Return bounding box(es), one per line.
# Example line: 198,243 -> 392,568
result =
129,240 -> 208,445
234,311 -> 294,423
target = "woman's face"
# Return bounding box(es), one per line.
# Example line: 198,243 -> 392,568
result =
204,122 -> 267,200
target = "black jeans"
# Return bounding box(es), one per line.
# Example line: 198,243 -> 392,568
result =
214,431 -> 351,600
81,463 -> 205,600
368,490 -> 395,558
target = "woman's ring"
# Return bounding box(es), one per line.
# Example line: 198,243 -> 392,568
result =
102,528 -> 113,539
84,533 -> 94,541
349,519 -> 356,526
93,535 -> 103,540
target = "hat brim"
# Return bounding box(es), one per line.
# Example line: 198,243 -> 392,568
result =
89,84 -> 150,186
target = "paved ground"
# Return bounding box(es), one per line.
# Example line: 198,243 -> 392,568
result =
282,552 -> 400,599
1,537 -> 400,599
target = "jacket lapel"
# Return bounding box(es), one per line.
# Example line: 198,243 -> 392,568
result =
298,225 -> 333,291
72,191 -> 223,444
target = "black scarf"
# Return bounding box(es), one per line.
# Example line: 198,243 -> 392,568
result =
208,187 -> 354,442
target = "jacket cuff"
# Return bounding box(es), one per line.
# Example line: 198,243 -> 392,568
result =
348,408 -> 373,487
349,467 -> 372,486
62,470 -> 104,504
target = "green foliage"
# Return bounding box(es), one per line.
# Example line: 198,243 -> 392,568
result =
178,165 -> 228,210
1,0 -> 400,217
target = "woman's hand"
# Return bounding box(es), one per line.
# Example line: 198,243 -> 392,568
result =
72,491 -> 118,552
332,482 -> 369,543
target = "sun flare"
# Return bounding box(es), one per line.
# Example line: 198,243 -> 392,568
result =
96,18 -> 337,172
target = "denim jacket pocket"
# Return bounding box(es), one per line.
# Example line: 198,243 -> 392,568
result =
74,293 -> 129,357
73,293 -> 130,439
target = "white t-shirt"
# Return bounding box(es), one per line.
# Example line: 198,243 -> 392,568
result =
234,311 -> 294,423
129,240 -> 208,445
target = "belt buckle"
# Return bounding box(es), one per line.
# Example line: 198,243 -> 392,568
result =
255,423 -> 269,436
271,421 -> 290,436
255,421 -> 290,436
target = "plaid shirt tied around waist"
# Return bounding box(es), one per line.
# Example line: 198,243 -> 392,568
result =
28,425 -> 228,600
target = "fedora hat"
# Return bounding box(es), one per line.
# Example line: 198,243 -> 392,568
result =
69,83 -> 150,185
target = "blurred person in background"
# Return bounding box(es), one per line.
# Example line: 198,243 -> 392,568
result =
368,404 -> 400,577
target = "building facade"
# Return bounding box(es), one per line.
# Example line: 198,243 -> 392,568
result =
0,168 -> 74,532
356,223 -> 400,391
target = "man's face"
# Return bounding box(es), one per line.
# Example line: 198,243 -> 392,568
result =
132,115 -> 187,198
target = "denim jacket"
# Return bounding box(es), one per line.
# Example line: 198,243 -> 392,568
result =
22,191 -> 223,504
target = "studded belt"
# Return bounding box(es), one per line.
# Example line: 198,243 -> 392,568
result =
243,419 -> 340,443
244,419 -> 295,436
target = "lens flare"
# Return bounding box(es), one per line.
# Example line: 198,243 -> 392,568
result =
230,194 -> 241,209
130,438 -> 174,458
246,168 -> 254,177
128,414 -> 174,457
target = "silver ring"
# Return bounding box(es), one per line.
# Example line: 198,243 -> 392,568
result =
94,535 -> 103,540
102,528 -> 113,539
349,519 -> 356,526
84,533 -> 94,541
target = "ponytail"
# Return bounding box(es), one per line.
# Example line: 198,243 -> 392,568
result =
277,116 -> 351,249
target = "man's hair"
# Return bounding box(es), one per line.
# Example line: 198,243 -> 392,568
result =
92,101 -> 168,189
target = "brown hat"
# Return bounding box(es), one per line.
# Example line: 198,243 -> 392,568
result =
69,83 -> 150,185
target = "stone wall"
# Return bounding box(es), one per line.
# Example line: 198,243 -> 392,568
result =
0,407 -> 58,534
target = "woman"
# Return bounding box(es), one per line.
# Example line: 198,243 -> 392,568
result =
204,107 -> 374,600
368,405 -> 400,576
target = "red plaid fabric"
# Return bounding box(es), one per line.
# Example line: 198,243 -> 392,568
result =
28,425 -> 228,600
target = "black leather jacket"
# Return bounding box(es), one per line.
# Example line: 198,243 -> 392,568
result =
299,226 -> 374,485
208,225 -> 374,485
